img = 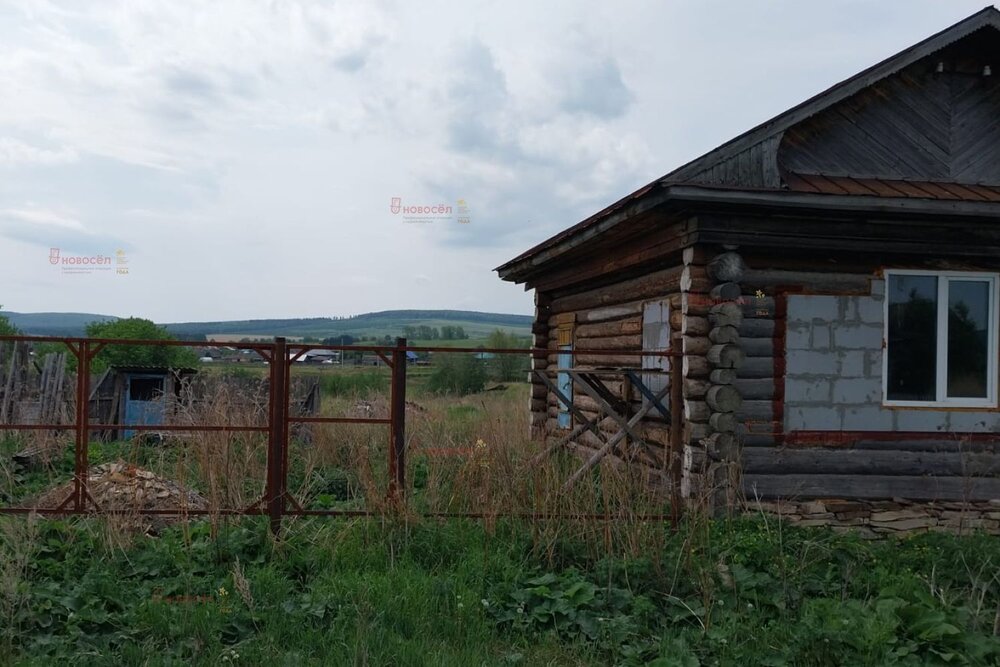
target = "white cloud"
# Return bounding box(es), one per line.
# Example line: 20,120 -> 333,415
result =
0,138 -> 78,166
0,207 -> 86,231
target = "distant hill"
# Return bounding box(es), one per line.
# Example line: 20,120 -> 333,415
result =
3,312 -> 117,336
164,310 -> 532,340
2,309 -> 532,340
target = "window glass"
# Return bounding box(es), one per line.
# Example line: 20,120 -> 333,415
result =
947,280 -> 990,398
886,274 -> 937,401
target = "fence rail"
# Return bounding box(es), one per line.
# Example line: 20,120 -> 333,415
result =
0,335 -> 683,534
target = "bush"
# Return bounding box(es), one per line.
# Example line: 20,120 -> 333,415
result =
85,318 -> 198,372
486,330 -> 530,383
427,353 -> 486,395
318,371 -> 388,397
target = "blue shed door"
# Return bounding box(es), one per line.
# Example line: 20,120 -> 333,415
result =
123,374 -> 166,439
557,345 -> 573,429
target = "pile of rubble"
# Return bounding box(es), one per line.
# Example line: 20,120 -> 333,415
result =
27,461 -> 209,532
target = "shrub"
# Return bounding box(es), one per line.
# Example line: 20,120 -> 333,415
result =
427,353 -> 486,395
318,371 -> 388,397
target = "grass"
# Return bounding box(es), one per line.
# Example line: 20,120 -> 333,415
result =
1,514 -> 999,665
2,386 -> 1000,664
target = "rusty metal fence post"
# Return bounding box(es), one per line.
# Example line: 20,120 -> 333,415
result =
388,337 -> 407,501
72,340 -> 91,511
668,355 -> 683,529
266,337 -> 289,535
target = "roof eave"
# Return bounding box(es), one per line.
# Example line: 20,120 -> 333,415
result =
497,185 -> 1000,284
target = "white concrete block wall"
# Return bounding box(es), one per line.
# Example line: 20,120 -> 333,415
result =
784,279 -> 1000,433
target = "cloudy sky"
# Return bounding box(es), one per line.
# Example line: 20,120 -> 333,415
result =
0,0 -> 993,322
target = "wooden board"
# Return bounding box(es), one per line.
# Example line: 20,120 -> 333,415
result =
743,473 -> 1000,502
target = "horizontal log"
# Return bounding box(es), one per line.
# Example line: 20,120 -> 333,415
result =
742,338 -> 774,358
737,357 -> 774,379
742,474 -> 1000,502
531,383 -> 548,399
852,440 -> 1000,453
685,400 -> 711,422
639,423 -> 672,446
742,448 -> 1000,477
683,355 -> 710,378
684,297 -> 711,317
680,265 -> 711,294
685,422 -> 709,443
530,398 -> 546,412
669,309 -> 684,330
574,354 -> 641,368
741,269 -> 872,294
581,302 -> 645,323
742,297 -> 775,318
550,267 -> 686,314
571,334 -> 641,350
740,319 -> 776,339
683,336 -> 711,355
575,317 -> 642,338
735,400 -> 774,422
709,325 -> 740,344
707,252 -> 746,283
684,315 -> 709,336
741,434 -> 778,447
734,378 -> 774,400
684,378 -> 710,398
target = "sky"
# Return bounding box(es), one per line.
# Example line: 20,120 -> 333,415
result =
0,0 -> 994,322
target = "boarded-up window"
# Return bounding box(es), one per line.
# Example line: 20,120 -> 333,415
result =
642,301 -> 670,407
555,321 -> 574,428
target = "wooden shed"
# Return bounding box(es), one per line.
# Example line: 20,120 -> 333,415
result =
497,9 -> 1000,528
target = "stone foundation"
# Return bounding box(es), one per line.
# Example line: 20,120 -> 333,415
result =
746,498 -> 1000,537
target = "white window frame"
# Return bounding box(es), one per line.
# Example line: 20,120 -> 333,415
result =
882,269 -> 999,409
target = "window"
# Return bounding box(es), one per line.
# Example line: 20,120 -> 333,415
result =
884,270 -> 998,407
555,321 -> 574,429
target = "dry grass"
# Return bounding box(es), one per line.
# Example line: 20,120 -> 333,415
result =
4,375 -> 682,560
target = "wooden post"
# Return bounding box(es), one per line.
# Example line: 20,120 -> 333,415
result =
388,337 -> 407,501
267,337 -> 288,536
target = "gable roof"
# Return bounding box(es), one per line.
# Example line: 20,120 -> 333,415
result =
498,7 -> 1000,282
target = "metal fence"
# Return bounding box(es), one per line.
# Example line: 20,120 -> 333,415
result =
0,335 -> 683,534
